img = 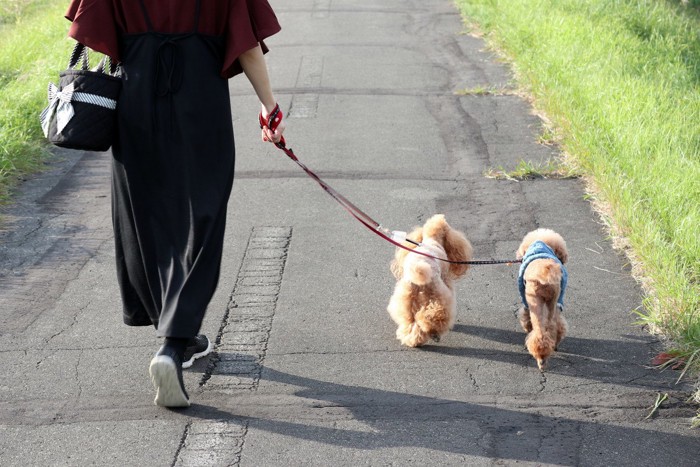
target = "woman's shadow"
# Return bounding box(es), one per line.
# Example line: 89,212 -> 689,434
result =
184,343 -> 699,466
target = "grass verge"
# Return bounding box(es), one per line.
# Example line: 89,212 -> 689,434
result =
455,0 -> 700,419
0,0 -> 75,204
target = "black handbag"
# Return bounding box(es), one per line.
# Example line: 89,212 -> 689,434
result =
40,42 -> 122,152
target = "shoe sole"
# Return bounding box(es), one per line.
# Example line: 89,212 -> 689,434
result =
149,356 -> 190,407
182,339 -> 214,369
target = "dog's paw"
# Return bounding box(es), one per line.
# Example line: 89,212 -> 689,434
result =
400,335 -> 425,347
395,325 -> 411,341
398,325 -> 429,347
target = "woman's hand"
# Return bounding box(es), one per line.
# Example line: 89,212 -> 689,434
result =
260,103 -> 286,144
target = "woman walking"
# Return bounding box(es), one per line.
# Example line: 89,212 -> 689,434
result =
65,0 -> 286,407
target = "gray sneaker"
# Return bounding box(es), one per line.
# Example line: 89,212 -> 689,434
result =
182,334 -> 213,369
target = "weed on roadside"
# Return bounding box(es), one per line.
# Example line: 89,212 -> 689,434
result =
484,158 -> 581,181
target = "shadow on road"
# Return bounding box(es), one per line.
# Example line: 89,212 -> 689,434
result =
186,355 -> 698,466
443,324 -> 673,388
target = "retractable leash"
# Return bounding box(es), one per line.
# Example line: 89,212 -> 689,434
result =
260,104 -> 521,266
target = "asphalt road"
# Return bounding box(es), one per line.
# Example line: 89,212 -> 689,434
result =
1,0 -> 698,465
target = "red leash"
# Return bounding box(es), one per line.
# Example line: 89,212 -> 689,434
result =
260,105 -> 520,266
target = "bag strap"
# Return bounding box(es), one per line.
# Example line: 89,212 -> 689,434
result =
68,42 -> 89,70
95,55 -> 120,76
67,41 -> 120,76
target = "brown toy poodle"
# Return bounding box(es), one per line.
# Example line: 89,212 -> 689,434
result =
387,214 -> 472,347
516,228 -> 569,370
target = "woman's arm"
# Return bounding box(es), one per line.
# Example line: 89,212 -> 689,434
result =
238,44 -> 285,143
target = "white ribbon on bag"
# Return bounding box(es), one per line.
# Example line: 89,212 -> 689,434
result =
40,82 -> 75,137
40,80 -> 118,138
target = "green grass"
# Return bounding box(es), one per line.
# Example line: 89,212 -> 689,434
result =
455,0 -> 700,414
0,0 -> 30,24
0,0 -> 75,203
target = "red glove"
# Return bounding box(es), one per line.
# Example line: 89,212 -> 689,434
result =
259,103 -> 286,146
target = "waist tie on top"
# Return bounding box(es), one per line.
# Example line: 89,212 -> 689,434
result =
136,0 -> 201,131
152,36 -> 191,130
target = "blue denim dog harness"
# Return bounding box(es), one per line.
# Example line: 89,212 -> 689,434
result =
518,240 -> 567,310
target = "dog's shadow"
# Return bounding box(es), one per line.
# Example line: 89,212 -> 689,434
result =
427,323 -> 673,388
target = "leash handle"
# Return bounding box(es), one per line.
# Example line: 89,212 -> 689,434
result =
259,103 -> 286,146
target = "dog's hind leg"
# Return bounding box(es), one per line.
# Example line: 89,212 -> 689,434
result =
554,311 -> 568,350
387,281 -> 415,326
517,306 -> 532,332
388,281 -> 425,346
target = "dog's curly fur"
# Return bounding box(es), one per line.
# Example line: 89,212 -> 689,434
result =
516,228 -> 569,370
387,214 -> 472,347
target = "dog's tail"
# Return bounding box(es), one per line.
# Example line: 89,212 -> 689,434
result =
539,262 -> 562,288
408,261 -> 434,286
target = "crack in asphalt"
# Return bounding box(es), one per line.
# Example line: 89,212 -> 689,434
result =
467,366 -> 480,391
171,421 -> 191,467
538,372 -> 547,393
34,349 -> 57,369
44,307 -> 81,346
75,349 -> 83,401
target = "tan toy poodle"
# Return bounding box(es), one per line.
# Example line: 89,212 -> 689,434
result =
516,228 -> 569,370
387,214 -> 473,347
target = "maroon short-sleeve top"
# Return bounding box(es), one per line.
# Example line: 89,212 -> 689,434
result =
65,0 -> 281,78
